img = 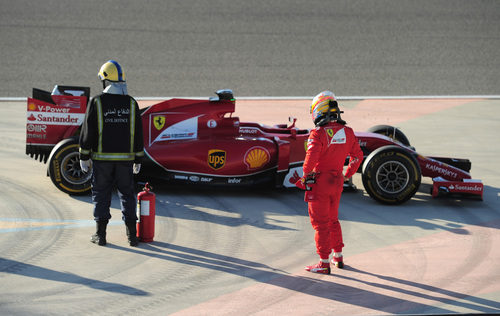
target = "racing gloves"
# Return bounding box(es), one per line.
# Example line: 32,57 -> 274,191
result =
80,159 -> 91,173
133,163 -> 141,174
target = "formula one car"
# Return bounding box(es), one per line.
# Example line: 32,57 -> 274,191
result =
25,85 -> 483,204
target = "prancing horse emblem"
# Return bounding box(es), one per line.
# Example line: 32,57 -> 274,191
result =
153,115 -> 166,130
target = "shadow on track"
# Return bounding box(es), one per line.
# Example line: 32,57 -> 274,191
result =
0,258 -> 149,296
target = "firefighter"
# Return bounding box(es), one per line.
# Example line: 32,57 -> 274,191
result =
79,60 -> 144,247
298,91 -> 363,274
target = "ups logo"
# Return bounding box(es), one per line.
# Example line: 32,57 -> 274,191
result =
208,149 -> 226,170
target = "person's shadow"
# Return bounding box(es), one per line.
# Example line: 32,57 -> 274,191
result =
106,241 -> 500,314
0,257 -> 149,296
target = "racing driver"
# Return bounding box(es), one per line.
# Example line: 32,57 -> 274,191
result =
298,91 -> 363,274
79,60 -> 144,247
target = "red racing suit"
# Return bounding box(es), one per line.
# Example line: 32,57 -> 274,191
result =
302,121 -> 363,259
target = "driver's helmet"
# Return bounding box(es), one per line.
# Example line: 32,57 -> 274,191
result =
98,60 -> 126,82
310,90 -> 338,125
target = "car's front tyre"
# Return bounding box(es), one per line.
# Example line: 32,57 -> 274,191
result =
361,145 -> 421,205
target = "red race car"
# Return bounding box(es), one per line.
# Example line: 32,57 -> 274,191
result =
25,85 -> 483,204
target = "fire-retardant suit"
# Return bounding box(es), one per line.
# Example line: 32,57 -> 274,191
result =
298,91 -> 363,274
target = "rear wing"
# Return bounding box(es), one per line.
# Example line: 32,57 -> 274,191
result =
26,85 -> 90,163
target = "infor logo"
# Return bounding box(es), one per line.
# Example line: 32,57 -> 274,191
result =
208,149 -> 226,170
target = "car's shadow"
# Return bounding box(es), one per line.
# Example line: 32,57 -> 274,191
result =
68,177 -> 499,233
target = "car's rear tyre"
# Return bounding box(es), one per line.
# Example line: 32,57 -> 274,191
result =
367,125 -> 412,147
362,145 -> 421,205
47,138 -> 91,195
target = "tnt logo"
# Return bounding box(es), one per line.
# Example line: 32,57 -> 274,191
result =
208,149 -> 226,170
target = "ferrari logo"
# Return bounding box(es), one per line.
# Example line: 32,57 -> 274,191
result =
326,128 -> 334,137
153,115 -> 166,130
208,149 -> 226,170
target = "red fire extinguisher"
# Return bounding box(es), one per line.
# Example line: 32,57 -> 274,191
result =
137,182 -> 155,242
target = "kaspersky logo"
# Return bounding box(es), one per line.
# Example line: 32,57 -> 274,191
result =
208,149 -> 226,170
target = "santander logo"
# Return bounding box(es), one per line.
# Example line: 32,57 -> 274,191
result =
450,184 -> 483,191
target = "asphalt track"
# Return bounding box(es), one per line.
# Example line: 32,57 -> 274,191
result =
1,1 -> 500,315
1,97 -> 500,315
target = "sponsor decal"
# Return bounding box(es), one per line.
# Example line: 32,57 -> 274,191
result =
358,140 -> 367,147
208,149 -> 226,170
189,176 -> 200,182
244,146 -> 270,169
27,112 -> 84,126
33,104 -> 71,113
27,124 -> 47,133
228,178 -> 241,184
151,116 -> 199,144
207,119 -> 217,128
239,127 -> 260,134
200,177 -> 213,182
283,167 -> 303,188
174,175 -> 188,180
329,128 -> 346,145
425,163 -> 458,179
153,115 -> 166,130
26,133 -> 47,140
449,184 -> 483,192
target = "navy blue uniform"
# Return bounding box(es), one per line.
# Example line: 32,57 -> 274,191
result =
79,92 -> 144,222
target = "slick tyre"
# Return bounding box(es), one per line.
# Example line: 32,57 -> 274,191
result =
47,138 -> 91,195
362,145 -> 421,205
367,125 -> 412,148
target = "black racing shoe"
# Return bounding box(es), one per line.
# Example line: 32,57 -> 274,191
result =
90,233 -> 106,246
90,220 -> 108,246
125,221 -> 139,247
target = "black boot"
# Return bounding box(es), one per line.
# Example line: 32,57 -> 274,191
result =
125,221 -> 139,247
91,220 -> 108,246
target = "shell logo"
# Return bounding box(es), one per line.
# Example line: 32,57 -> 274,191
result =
244,147 -> 270,169
28,103 -> 37,111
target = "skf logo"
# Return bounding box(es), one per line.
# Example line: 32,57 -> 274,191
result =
153,115 -> 166,130
208,149 -> 226,170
